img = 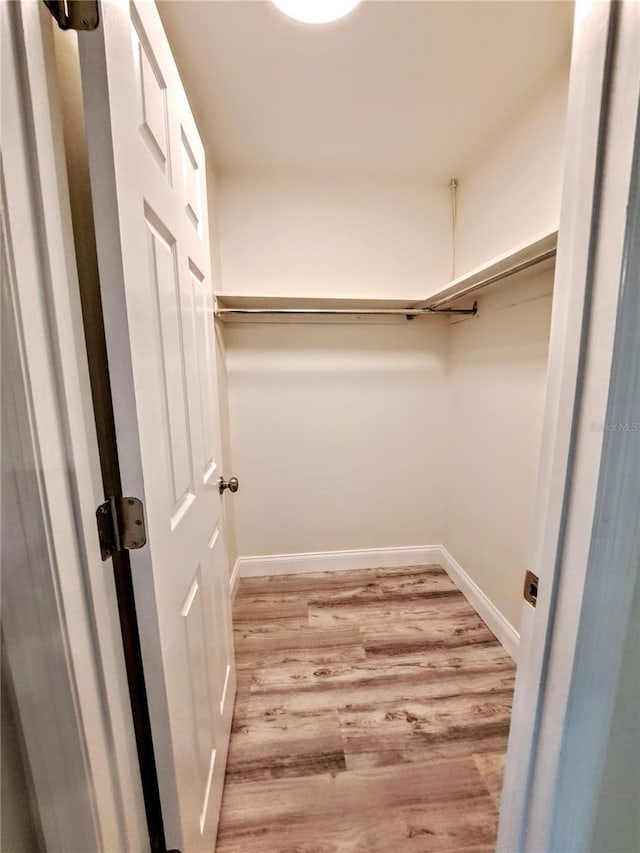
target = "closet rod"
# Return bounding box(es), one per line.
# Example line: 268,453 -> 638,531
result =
215,303 -> 478,319
215,246 -> 556,321
422,247 -> 557,310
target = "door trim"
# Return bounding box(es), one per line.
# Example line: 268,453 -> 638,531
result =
1,3 -> 148,850
498,1 -> 640,849
549,93 -> 640,850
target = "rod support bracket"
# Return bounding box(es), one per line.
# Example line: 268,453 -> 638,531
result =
43,0 -> 99,31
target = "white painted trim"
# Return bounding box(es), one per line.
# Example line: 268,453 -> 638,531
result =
235,544 -> 519,659
438,547 -> 520,661
229,558 -> 241,599
498,3 -> 640,850
1,4 -> 147,850
237,545 -> 443,578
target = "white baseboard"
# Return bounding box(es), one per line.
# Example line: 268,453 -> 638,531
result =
438,545 -> 520,661
235,544 -> 519,661
236,545 -> 443,579
229,558 -> 240,600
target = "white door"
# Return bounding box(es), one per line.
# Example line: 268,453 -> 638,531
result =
78,1 -> 236,849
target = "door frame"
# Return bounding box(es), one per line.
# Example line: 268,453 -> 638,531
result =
1,2 -> 147,850
498,1 -> 640,849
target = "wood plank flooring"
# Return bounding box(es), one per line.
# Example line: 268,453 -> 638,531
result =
217,564 -> 515,852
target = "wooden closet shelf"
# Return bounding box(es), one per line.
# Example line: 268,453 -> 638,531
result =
214,229 -> 557,324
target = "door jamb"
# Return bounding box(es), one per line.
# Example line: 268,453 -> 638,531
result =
498,1 -> 640,849
2,3 -> 149,850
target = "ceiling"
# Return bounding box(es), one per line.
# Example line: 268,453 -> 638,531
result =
158,0 -> 574,182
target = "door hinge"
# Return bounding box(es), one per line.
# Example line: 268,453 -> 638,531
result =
524,570 -> 539,608
43,0 -> 99,31
96,497 -> 147,561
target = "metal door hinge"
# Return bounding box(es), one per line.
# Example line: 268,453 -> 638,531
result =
96,497 -> 146,561
43,0 -> 99,31
524,570 -> 539,608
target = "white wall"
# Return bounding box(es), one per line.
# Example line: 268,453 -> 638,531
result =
216,174 -> 453,563
215,322 -> 239,572
217,175 -> 451,298
443,268 -> 553,632
207,164 -> 239,573
223,321 -> 449,557
222,270 -> 553,635
431,63 -> 567,634
454,68 -> 569,277
212,62 -> 567,639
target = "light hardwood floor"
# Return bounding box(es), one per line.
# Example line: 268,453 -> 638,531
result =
217,564 -> 515,852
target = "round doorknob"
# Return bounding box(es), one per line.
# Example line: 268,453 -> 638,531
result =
219,476 -> 239,495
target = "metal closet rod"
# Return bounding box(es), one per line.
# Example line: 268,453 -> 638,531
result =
215,304 -> 478,318
214,245 -> 557,319
424,247 -> 557,310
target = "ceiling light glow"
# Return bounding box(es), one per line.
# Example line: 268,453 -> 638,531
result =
270,0 -> 362,25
